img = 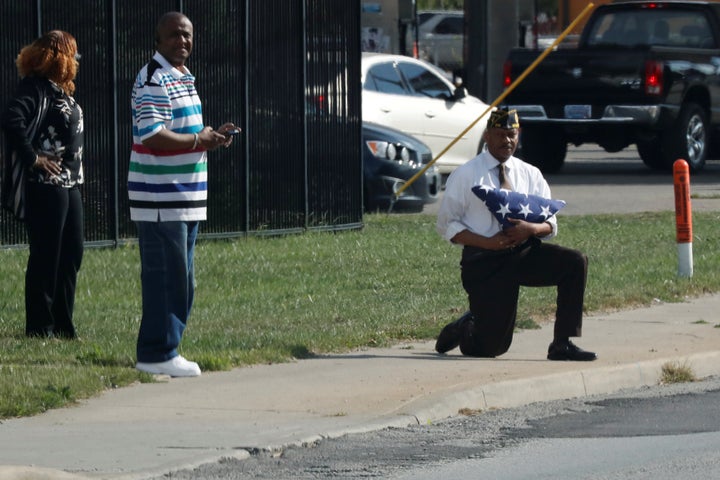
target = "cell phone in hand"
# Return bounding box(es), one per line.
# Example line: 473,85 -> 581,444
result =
224,128 -> 241,137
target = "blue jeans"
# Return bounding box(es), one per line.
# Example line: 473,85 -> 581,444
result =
135,221 -> 198,363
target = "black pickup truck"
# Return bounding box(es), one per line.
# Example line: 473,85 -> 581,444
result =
503,1 -> 720,173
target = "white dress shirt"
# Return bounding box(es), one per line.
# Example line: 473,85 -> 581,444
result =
436,151 -> 557,243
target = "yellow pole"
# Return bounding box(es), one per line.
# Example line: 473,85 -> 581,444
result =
391,2 -> 595,201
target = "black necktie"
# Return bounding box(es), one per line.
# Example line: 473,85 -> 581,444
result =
498,163 -> 512,190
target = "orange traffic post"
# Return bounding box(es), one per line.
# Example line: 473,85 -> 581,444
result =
673,159 -> 693,277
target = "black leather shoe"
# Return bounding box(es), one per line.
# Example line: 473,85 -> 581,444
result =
435,311 -> 473,354
547,340 -> 597,361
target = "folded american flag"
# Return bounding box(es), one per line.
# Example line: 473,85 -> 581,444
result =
471,184 -> 566,229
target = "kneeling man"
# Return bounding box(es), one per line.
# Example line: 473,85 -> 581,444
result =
435,109 -> 596,361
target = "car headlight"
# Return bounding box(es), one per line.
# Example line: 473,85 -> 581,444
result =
366,140 -> 420,168
399,145 -> 410,163
386,143 -> 398,161
366,141 -> 396,161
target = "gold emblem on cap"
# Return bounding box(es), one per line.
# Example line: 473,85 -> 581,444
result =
487,109 -> 520,129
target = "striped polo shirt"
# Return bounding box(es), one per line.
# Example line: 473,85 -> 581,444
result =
129,52 -> 207,222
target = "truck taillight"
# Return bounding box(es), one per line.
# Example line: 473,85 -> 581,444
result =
645,60 -> 664,95
503,60 -> 512,88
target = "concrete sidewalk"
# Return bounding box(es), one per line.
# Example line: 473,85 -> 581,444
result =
2,294 -> 720,480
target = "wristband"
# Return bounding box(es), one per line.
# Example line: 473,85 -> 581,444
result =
192,133 -> 199,150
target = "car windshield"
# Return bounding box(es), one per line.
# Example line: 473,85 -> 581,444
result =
364,63 -> 408,95
585,9 -> 714,48
432,16 -> 463,35
417,12 -> 436,26
396,62 -> 453,99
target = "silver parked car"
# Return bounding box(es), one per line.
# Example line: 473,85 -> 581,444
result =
406,10 -> 464,72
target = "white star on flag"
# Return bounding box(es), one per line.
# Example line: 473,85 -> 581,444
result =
471,184 -> 566,228
540,205 -> 552,219
519,203 -> 533,217
496,203 -> 511,216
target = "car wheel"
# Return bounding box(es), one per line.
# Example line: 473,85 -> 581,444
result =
662,102 -> 708,172
637,138 -> 666,170
518,127 -> 566,173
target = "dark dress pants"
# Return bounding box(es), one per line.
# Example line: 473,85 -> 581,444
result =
459,239 -> 587,357
24,181 -> 84,338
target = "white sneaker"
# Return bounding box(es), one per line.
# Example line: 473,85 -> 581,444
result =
135,355 -> 201,377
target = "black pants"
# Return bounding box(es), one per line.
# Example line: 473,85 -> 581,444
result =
24,182 -> 84,338
459,239 -> 587,357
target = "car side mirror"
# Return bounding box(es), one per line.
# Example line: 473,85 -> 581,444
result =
452,70 -> 464,86
452,71 -> 466,100
452,86 -> 467,101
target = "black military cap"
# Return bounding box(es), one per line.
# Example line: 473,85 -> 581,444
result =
487,108 -> 520,129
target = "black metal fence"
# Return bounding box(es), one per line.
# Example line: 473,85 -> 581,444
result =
0,0 -> 362,247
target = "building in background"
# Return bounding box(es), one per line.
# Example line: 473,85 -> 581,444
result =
361,0 -> 415,54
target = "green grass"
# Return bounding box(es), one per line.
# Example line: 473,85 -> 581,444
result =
2,211 -> 720,418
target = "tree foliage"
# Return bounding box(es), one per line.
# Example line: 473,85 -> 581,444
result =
538,0 -> 559,16
415,0 -> 558,15
416,0 -> 463,10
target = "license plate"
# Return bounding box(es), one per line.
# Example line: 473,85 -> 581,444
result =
564,104 -> 591,119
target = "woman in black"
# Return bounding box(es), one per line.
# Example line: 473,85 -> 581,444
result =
1,30 -> 85,338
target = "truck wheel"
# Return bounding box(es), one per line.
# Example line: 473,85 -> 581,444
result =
662,102 -> 708,172
637,139 -> 666,170
519,127 -> 566,173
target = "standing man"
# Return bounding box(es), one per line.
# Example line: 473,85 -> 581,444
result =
435,109 -> 596,361
129,11 -> 237,377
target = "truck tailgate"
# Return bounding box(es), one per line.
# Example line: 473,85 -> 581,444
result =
507,48 -> 654,114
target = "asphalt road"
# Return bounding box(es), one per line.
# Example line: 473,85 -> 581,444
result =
423,145 -> 720,216
146,377 -> 720,480
396,378 -> 720,480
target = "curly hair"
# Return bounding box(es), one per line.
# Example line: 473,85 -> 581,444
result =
16,30 -> 79,95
